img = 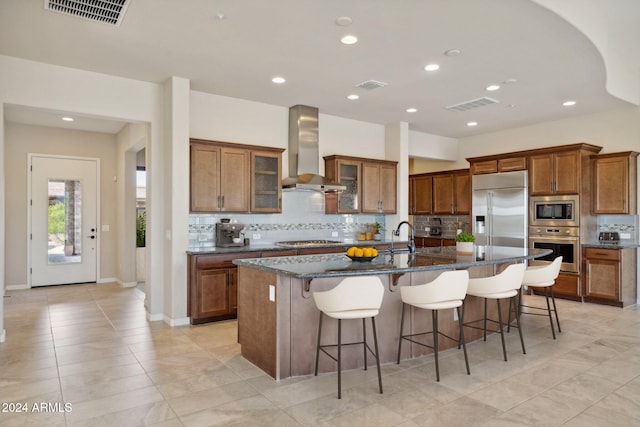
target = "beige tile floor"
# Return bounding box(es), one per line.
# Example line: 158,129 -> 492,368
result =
1,282 -> 639,426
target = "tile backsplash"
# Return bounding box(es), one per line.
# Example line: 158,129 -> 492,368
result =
597,214 -> 638,240
412,215 -> 471,238
189,191 -> 384,249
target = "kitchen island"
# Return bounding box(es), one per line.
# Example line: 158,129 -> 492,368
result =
233,246 -> 550,380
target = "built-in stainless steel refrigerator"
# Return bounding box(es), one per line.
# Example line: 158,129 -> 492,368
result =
472,170 -> 528,247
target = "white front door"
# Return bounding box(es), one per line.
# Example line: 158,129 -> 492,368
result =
30,155 -> 99,286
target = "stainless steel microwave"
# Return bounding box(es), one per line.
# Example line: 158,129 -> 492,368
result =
529,195 -> 579,227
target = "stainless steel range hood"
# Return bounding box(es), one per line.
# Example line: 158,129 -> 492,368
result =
282,105 -> 346,192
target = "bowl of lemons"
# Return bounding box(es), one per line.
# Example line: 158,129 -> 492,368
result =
346,246 -> 378,262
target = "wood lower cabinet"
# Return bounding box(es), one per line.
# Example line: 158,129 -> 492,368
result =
582,247 -> 637,307
530,271 -> 581,301
414,237 -> 454,248
188,253 -> 256,324
592,151 -> 638,214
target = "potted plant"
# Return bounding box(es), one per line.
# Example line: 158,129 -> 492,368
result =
373,222 -> 385,241
136,212 -> 146,282
454,231 -> 475,255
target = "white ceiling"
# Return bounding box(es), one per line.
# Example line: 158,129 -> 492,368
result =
1,0 -> 638,138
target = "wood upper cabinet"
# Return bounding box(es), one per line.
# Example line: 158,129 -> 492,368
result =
432,169 -> 470,214
409,174 -> 432,215
251,150 -> 283,213
190,141 -> 249,212
592,151 -> 638,214
529,150 -> 580,195
324,156 -> 361,213
190,139 -> 283,213
325,155 -> 397,214
470,156 -> 527,175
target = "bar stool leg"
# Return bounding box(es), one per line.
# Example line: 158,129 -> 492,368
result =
483,298 -> 488,341
551,287 -> 561,333
371,317 -> 383,394
314,312 -> 323,376
496,299 -> 508,361
397,303 -> 406,364
337,319 -> 342,399
433,310 -> 440,381
544,287 -> 556,339
514,295 -> 526,354
362,318 -> 368,371
458,305 -> 470,375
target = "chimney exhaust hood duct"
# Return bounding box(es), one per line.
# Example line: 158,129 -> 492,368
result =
282,105 -> 346,192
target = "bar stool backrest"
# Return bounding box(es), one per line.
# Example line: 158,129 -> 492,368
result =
400,270 -> 469,306
313,276 -> 384,318
523,256 -> 562,287
467,263 -> 526,297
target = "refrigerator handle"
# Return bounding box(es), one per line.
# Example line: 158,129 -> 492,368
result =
487,192 -> 492,246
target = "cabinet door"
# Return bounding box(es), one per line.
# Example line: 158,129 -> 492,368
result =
194,269 -> 231,319
336,159 -> 361,213
432,174 -> 454,214
453,171 -> 470,214
220,148 -> 250,212
411,175 -> 432,214
190,144 -> 221,212
584,258 -> 619,301
378,163 -> 397,213
362,163 -> 382,213
554,151 -> 580,194
529,154 -> 554,196
251,151 -> 282,213
593,156 -> 630,214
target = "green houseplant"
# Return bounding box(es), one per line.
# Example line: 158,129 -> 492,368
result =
136,211 -> 146,248
454,231 -> 475,254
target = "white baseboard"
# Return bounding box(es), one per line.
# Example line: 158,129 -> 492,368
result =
120,281 -> 137,288
97,277 -> 117,284
146,312 -> 164,322
6,284 -> 29,291
165,316 -> 190,327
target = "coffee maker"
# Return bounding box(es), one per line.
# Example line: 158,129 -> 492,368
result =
215,222 -> 245,247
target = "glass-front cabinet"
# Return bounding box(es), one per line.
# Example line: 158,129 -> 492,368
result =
324,156 -> 361,214
251,151 -> 283,213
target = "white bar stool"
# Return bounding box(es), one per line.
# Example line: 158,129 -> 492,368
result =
313,276 -> 384,399
464,263 -> 526,361
520,256 -> 563,339
397,270 -> 470,381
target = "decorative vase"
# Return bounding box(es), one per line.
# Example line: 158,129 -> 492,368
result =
456,241 -> 474,255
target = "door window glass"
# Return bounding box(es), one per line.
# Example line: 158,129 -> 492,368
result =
48,179 -> 82,264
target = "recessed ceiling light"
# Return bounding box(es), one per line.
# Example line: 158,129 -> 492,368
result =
335,16 -> 352,26
215,13 -> 226,21
347,94 -> 359,100
467,121 -> 478,127
62,117 -> 74,122
406,108 -> 417,113
486,84 -> 500,91
503,78 -> 518,84
424,63 -> 440,72
271,76 -> 286,84
563,100 -> 576,107
340,34 -> 358,45
444,49 -> 462,57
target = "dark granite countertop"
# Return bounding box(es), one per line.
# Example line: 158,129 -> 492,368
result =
233,246 -> 552,279
582,241 -> 640,249
186,239 -> 401,255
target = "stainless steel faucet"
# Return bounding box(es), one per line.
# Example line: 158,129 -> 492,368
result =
394,221 -> 415,253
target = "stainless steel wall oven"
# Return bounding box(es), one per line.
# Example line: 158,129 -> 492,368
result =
528,226 -> 579,273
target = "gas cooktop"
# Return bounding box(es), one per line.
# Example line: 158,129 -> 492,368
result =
275,240 -> 343,247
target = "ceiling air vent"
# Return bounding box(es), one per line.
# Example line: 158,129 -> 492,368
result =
45,0 -> 131,26
446,97 -> 499,112
356,80 -> 388,90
